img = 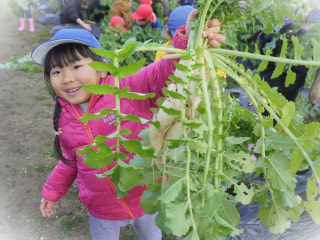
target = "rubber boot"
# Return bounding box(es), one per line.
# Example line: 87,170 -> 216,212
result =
28,18 -> 35,33
17,18 -> 25,32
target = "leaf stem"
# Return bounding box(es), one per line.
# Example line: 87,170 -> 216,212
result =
209,49 -> 320,67
135,46 -> 186,55
202,50 -> 221,205
114,53 -> 121,153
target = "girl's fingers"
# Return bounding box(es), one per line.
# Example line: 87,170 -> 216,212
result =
203,26 -> 221,37
203,18 -> 225,48
40,201 -> 48,217
45,203 -> 54,217
208,39 -> 222,49
204,32 -> 226,48
40,200 -> 54,217
207,18 -> 222,28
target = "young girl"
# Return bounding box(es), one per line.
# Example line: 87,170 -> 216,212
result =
31,11 -> 225,240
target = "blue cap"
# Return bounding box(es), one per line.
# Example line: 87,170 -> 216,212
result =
167,5 -> 195,37
31,29 -> 102,65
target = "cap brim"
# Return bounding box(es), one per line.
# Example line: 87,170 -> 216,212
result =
149,13 -> 156,23
131,12 -> 142,20
31,39 -> 92,65
161,26 -> 171,39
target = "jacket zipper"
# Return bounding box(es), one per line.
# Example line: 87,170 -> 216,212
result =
71,101 -> 135,219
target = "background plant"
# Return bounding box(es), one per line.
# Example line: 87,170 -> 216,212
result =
78,0 -> 320,239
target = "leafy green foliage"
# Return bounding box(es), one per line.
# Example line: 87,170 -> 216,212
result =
78,0 -> 320,239
0,54 -> 42,72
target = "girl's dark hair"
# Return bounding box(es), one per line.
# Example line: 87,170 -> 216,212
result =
53,96 -> 73,164
46,43 -> 104,164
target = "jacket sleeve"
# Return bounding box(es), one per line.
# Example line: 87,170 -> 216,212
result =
60,0 -> 81,23
42,160 -> 77,202
152,17 -> 163,29
120,25 -> 189,113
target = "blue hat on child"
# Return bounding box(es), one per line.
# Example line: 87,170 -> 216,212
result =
166,5 -> 195,37
31,29 -> 102,65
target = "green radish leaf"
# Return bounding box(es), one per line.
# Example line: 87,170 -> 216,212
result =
89,61 -> 118,75
223,151 -> 255,173
165,202 -> 191,236
119,114 -> 149,124
98,160 -> 143,192
292,35 -> 304,60
217,199 -> 241,230
266,131 -> 294,151
141,182 -> 162,214
122,139 -> 154,158
305,174 -> 320,225
79,109 -> 117,123
90,48 -> 116,60
258,202 -> 291,234
201,191 -> 225,217
174,61 -> 190,72
82,145 -> 114,169
118,59 -> 146,78
265,152 -> 297,192
285,67 -> 296,87
169,74 -> 185,84
117,42 -> 140,62
271,62 -> 285,79
158,105 -> 181,116
83,83 -> 118,95
281,101 -> 295,128
159,177 -> 186,203
162,88 -> 186,100
118,88 -> 155,100
225,136 -> 250,145
312,39 -> 320,62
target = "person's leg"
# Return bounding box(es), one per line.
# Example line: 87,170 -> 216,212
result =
26,4 -> 34,33
38,13 -> 61,25
132,213 -> 162,240
28,18 -> 35,32
17,8 -> 25,32
89,214 -> 129,240
25,4 -> 32,18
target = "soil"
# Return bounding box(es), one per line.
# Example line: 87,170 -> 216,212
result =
0,2 -> 136,240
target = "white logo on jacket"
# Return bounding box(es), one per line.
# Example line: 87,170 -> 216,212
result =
103,113 -> 117,125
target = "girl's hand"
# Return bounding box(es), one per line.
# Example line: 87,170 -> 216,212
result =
40,198 -> 55,217
83,23 -> 92,31
185,10 -> 226,48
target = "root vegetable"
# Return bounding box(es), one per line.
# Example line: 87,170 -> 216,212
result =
150,60 -> 203,155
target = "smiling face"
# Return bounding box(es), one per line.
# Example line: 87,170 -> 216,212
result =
44,44 -> 107,104
50,57 -> 104,104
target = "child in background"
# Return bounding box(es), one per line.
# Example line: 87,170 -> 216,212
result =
109,16 -> 127,31
176,0 -> 198,7
131,3 -> 162,29
17,0 -> 36,33
31,10 -> 225,239
139,0 -> 170,22
110,0 -> 135,30
155,5 -> 194,62
55,0 -> 96,32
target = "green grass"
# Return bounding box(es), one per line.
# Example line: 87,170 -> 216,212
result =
56,215 -> 87,233
35,164 -> 46,173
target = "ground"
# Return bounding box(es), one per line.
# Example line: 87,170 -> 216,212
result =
0,2 -> 137,240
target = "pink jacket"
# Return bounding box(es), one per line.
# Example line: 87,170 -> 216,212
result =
42,26 -> 188,220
